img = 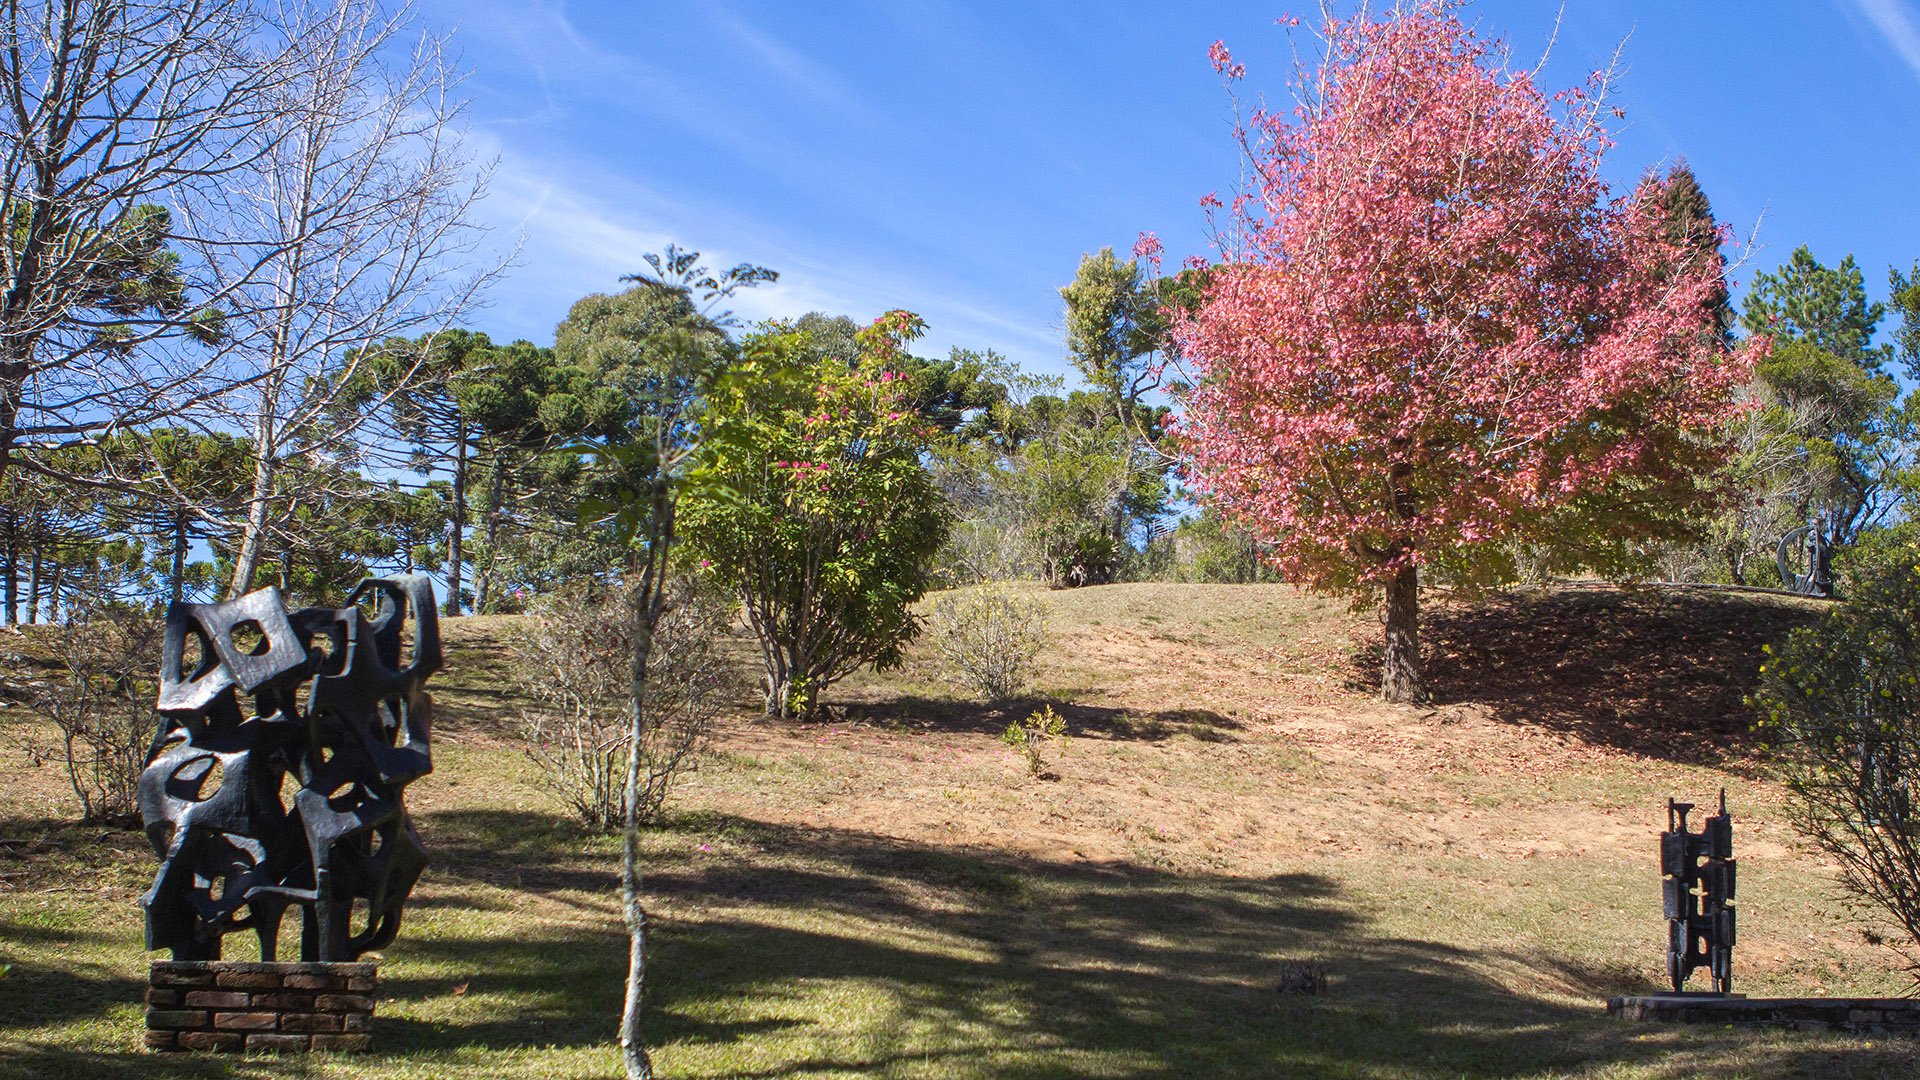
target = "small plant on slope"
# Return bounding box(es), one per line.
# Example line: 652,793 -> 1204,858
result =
927,584 -> 1048,700
1003,705 -> 1068,777
513,576 -> 731,830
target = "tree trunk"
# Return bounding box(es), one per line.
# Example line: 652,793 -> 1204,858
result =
1380,561 -> 1423,704
445,418 -> 467,616
474,453 -> 505,614
227,450 -> 275,600
619,477 -> 672,1080
26,520 -> 41,624
2,511 -> 16,625
170,512 -> 189,602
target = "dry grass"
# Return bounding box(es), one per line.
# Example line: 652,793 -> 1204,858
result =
0,582 -> 1914,1079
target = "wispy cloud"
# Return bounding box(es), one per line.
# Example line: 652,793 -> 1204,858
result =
470,145 -> 1064,369
1847,0 -> 1920,83
702,2 -> 869,120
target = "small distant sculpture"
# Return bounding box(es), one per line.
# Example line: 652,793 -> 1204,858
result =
1775,524 -> 1833,598
1661,791 -> 1736,994
137,575 -> 439,962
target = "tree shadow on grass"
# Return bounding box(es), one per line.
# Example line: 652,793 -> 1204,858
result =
0,1046 -> 270,1080
1364,587 -> 1822,765
6,805 -> 1911,1078
0,920 -> 143,1033
413,806 -> 619,897
378,808 -> 1917,1078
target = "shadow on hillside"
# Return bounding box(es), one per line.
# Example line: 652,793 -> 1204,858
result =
1393,588 -> 1821,763
375,807 -> 1896,1078
415,807 -> 620,899
4,806 -> 1907,1078
825,697 -> 1246,743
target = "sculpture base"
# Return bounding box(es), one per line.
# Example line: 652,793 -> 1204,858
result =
1608,994 -> 1920,1034
144,960 -> 376,1053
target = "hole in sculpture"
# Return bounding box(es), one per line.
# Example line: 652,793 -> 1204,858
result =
310,627 -> 344,677
171,756 -> 223,801
279,769 -> 301,815
351,897 -> 374,940
229,620 -> 269,656
178,632 -> 206,681
199,758 -> 225,799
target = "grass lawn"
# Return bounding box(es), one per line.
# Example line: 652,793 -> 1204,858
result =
1,583 -> 1915,1078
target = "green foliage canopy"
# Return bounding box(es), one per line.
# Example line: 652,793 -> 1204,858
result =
680,312 -> 950,719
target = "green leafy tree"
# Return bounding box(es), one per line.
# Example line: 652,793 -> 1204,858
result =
1165,504 -> 1282,584
364,480 -> 452,577
790,312 -> 1008,436
928,356 -> 1174,587
1059,247 -> 1178,558
1737,247 -> 1906,566
681,312 -> 950,719
349,330 -> 586,613
1643,160 -> 1734,345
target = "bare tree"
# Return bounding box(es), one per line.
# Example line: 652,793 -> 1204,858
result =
173,0 -> 498,599
22,593 -> 164,824
513,576 -> 730,830
0,1 -> 315,486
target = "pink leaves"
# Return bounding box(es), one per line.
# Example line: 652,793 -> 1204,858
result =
1175,1 -> 1749,590
1133,231 -> 1164,269
1208,40 -> 1244,80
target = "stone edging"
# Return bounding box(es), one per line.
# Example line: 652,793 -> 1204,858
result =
1608,994 -> 1920,1034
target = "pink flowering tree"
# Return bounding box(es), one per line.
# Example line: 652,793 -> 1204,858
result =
679,310 -> 950,718
1174,5 -> 1755,703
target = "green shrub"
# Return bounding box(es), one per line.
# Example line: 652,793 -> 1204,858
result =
1753,554 -> 1920,950
927,585 -> 1047,700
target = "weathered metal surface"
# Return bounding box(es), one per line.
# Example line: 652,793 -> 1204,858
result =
1661,790 -> 1736,994
1775,524 -> 1834,597
138,575 -> 439,962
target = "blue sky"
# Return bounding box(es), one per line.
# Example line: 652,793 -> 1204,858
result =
417,0 -> 1920,382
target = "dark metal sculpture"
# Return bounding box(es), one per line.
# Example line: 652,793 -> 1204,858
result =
1661,791 -> 1736,994
137,575 -> 439,962
1776,524 -> 1834,598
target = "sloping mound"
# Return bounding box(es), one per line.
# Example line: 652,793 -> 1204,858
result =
1416,586 -> 1825,761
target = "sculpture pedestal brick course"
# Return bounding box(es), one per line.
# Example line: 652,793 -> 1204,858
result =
144,960 -> 376,1053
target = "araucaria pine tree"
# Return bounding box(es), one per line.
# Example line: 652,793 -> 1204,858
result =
1174,4 -> 1755,703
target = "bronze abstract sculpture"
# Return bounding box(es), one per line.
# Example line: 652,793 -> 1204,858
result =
138,576 -> 438,962
1662,791 -> 1736,994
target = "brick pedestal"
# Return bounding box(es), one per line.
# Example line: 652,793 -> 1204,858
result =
145,960 -> 377,1053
